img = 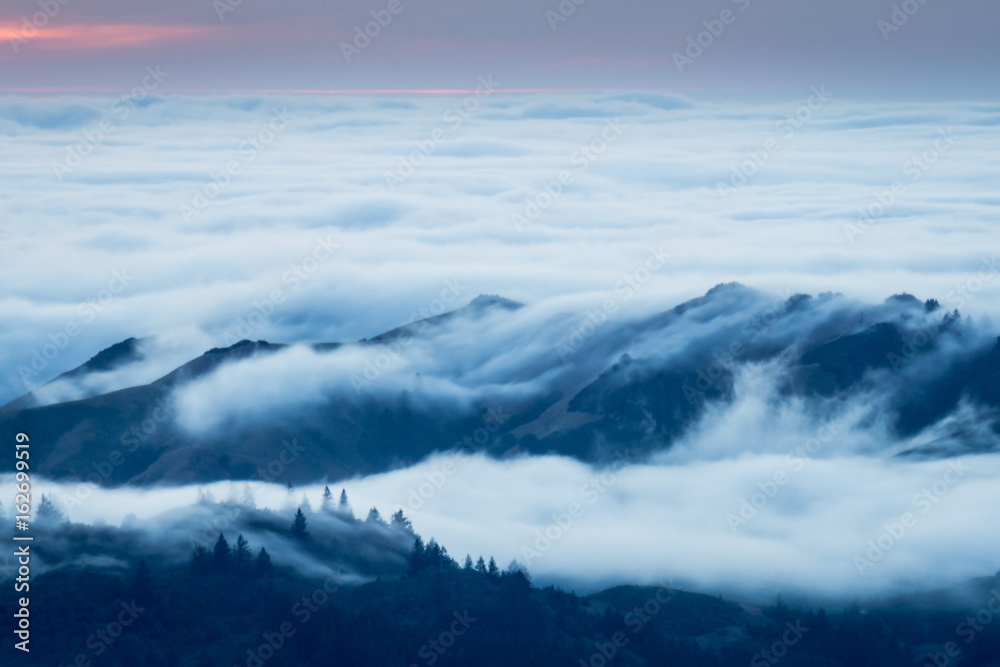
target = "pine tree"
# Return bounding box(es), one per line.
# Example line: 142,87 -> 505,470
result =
426,540 -> 443,570
239,484 -> 256,508
254,547 -> 273,577
212,534 -> 231,572
190,545 -> 211,575
487,556 -> 499,577
338,489 -> 352,517
36,495 -> 62,522
505,560 -> 530,581
463,555 -> 474,571
233,534 -> 252,573
321,486 -> 333,512
291,508 -> 308,539
503,561 -> 532,594
407,536 -> 426,576
366,507 -> 386,525
390,509 -> 413,532
132,560 -> 155,605
475,556 -> 487,574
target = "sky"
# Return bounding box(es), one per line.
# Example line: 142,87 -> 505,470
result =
1,0 -> 999,96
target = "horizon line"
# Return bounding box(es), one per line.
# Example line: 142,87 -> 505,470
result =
0,87 -> 644,95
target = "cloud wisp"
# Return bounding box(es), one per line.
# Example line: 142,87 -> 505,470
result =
2,94 -> 998,406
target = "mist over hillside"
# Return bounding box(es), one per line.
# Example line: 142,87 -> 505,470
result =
3,285 -> 998,484
3,287 -> 999,601
6,0 -> 1000,662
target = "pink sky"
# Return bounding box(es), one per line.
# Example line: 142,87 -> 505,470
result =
0,0 -> 997,97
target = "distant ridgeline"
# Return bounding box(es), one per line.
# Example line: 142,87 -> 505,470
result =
2,286 -> 999,487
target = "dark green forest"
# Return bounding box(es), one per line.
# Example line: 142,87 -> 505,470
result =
5,507 -> 1000,667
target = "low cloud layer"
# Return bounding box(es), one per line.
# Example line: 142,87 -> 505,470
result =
2,93 -> 999,407
3,92 -> 999,603
346,366 -> 1000,601
15,363 -> 1000,602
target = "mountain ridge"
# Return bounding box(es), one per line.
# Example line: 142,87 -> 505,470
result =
2,286 -> 997,486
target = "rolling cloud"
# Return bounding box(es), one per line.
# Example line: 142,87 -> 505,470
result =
16,363 -> 1000,601
1,93 -> 999,406
2,91 -> 999,605
6,281 -> 1000,602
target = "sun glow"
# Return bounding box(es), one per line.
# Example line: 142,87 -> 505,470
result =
0,23 -> 209,50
